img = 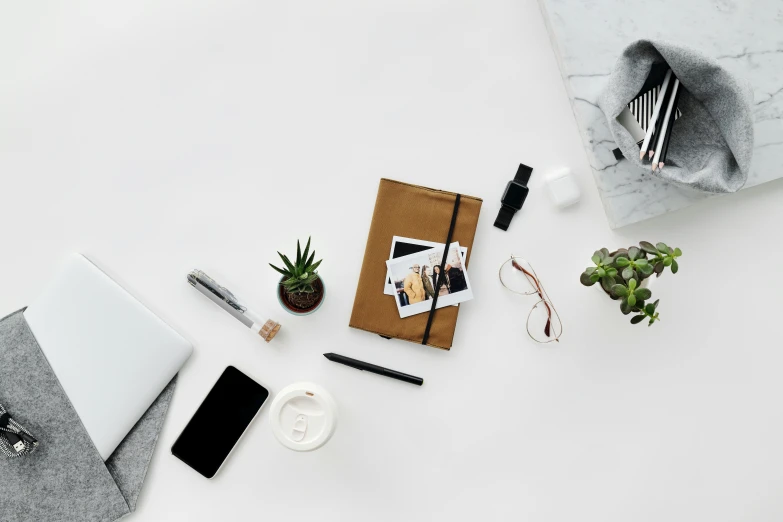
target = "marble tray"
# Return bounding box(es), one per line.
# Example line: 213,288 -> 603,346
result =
537,0 -> 783,228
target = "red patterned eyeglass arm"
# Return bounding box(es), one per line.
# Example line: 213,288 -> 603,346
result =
511,259 -> 556,340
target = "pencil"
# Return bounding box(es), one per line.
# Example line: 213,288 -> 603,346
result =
652,78 -> 680,171
639,69 -> 673,160
647,75 -> 677,160
658,83 -> 683,170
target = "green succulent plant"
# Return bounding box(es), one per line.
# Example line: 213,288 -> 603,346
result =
580,248 -> 619,294
580,241 -> 682,326
269,237 -> 323,294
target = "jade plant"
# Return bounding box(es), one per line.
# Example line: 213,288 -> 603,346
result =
580,241 -> 682,326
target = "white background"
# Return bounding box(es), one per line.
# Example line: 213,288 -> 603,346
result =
2,1 -> 783,521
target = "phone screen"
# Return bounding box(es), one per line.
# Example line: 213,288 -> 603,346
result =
172,366 -> 269,478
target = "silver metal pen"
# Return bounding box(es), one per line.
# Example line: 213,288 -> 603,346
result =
187,270 -> 280,342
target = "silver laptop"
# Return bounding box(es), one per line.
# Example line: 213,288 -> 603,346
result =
24,253 -> 192,460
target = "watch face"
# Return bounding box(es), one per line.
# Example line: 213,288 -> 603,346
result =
502,181 -> 528,210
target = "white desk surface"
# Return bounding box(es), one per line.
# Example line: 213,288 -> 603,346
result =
2,2 -> 782,521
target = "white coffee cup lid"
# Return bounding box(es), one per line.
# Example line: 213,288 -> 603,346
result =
269,382 -> 338,451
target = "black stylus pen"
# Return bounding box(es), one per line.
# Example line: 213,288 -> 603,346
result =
323,353 -> 424,386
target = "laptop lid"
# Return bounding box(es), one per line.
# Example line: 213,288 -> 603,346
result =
24,253 -> 192,460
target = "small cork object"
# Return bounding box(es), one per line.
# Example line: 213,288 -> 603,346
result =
259,320 -> 281,342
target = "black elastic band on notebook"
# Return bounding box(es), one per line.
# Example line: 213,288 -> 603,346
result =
422,193 -> 461,345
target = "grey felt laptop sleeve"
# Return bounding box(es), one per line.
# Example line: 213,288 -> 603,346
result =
0,309 -> 176,521
599,39 -> 754,193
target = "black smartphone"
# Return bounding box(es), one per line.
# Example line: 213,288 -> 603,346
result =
172,366 -> 269,478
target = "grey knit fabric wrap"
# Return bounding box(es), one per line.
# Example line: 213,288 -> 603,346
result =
0,309 -> 176,521
599,39 -> 754,193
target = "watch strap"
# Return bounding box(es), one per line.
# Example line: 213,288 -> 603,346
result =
514,163 -> 533,185
494,205 -> 516,231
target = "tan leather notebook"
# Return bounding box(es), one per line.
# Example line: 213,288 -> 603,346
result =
349,179 -> 482,350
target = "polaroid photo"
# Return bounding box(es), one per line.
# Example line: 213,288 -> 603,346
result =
384,236 -> 468,296
385,242 -> 473,319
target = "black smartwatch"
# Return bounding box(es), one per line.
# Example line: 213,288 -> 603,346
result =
494,163 -> 533,231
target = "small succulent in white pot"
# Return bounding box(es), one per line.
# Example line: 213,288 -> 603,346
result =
270,237 -> 325,315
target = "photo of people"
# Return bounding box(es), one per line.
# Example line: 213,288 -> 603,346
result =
384,236 -> 467,296
386,242 -> 473,318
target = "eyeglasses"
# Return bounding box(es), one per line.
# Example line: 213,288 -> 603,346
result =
498,256 -> 562,344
